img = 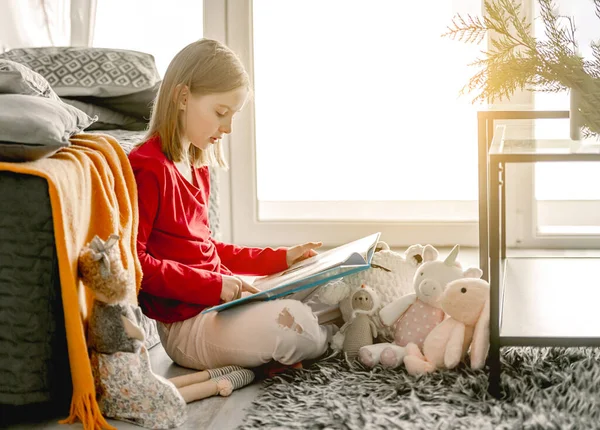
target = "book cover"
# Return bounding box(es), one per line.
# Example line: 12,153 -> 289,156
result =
202,232 -> 381,313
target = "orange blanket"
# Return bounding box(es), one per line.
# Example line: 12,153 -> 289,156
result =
0,133 -> 142,430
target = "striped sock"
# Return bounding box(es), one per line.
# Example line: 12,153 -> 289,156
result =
212,369 -> 255,391
207,365 -> 245,379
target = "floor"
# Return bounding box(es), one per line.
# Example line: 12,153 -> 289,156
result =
5,246 -> 480,430
6,343 -> 262,430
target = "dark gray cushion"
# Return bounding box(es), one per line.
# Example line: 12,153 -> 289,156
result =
76,81 -> 160,121
0,47 -> 160,98
0,59 -> 59,99
0,94 -> 95,162
62,98 -> 147,131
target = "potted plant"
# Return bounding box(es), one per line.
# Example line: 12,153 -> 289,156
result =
443,0 -> 600,138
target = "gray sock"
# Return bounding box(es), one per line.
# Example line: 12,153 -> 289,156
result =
212,369 -> 255,390
207,365 -> 245,379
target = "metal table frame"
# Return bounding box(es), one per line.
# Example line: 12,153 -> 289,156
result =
477,109 -> 570,397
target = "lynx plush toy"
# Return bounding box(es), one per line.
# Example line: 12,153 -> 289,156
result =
318,242 -> 425,341
403,277 -> 490,375
358,245 -> 483,368
80,234 -> 255,429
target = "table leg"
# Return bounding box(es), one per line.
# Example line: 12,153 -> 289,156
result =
500,162 -> 506,259
487,159 -> 501,398
478,115 -> 489,281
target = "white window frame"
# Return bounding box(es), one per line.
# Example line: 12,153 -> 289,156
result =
208,0 -> 600,249
214,0 -> 483,248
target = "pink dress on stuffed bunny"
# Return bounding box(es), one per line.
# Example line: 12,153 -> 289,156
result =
393,299 -> 445,349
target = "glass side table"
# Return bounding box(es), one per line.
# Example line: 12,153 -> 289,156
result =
477,106 -> 570,281
486,122 -> 600,397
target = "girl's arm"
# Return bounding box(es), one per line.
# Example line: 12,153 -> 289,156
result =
210,239 -> 288,276
136,169 -> 222,306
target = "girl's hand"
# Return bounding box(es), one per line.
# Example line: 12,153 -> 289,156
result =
221,275 -> 260,302
286,241 -> 323,267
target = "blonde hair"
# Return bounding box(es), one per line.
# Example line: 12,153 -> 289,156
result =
144,39 -> 250,167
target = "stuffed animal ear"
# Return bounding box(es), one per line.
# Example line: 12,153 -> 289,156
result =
463,267 -> 484,279
375,241 -> 390,252
404,244 -> 424,266
422,245 -> 439,262
470,296 -> 490,370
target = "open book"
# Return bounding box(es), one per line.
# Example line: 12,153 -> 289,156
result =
201,232 -> 381,313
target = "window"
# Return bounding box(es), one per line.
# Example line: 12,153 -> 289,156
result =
227,0 -> 484,246
521,0 -> 600,246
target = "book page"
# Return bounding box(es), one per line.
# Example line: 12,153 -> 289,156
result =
252,233 -> 380,292
201,232 -> 381,314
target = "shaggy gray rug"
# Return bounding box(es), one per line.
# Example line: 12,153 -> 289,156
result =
241,348 -> 600,429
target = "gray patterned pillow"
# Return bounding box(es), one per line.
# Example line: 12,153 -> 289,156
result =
0,59 -> 59,99
0,47 -> 160,98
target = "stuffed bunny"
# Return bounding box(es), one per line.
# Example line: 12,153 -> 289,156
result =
337,284 -> 380,361
80,235 -> 144,355
403,277 -> 490,375
358,245 -> 483,368
318,242 -> 425,341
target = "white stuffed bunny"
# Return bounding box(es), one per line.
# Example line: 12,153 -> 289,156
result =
318,242 -> 425,343
403,277 -> 490,375
358,245 -> 483,368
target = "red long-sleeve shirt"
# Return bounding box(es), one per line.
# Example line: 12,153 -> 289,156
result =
128,136 -> 288,323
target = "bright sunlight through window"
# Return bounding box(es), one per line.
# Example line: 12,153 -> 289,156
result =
253,0 -> 483,203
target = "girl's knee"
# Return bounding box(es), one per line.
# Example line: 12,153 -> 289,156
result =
271,301 -> 328,363
274,300 -> 319,336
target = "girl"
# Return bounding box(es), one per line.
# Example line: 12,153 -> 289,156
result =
128,39 -> 333,371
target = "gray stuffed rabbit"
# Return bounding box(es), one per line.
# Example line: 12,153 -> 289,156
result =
79,234 -> 144,354
339,284 -> 380,361
79,234 -> 187,429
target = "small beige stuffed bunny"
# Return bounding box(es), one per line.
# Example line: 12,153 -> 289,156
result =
403,277 -> 490,375
338,284 -> 380,361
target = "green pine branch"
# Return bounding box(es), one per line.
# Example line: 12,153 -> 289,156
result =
444,0 -> 600,136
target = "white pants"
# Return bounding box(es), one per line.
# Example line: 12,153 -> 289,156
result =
157,299 -> 332,369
